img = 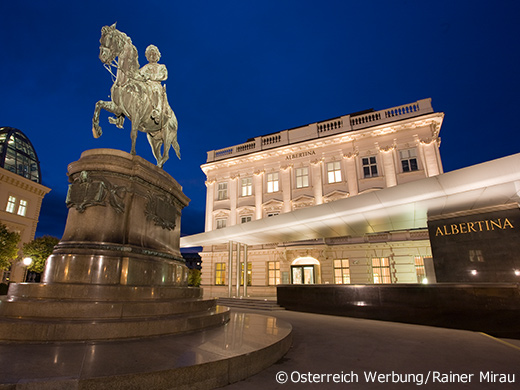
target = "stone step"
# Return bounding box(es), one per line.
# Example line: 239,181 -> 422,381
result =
217,298 -> 285,311
0,305 -> 230,342
0,296 -> 218,320
0,312 -> 292,389
7,282 -> 202,301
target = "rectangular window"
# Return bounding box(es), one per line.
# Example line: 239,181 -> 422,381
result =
333,259 -> 350,284
217,182 -> 228,200
215,262 -> 226,285
241,262 -> 252,286
295,167 -> 309,188
400,149 -> 418,172
17,199 -> 27,216
415,256 -> 426,283
327,161 -> 342,183
241,177 -> 252,197
267,212 -> 279,218
469,250 -> 484,262
372,257 -> 392,284
268,261 -> 281,285
362,156 -> 378,178
267,172 -> 279,193
6,196 -> 16,213
216,218 -> 227,229
241,215 -> 252,224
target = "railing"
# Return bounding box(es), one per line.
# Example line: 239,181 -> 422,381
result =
261,134 -> 282,146
350,112 -> 381,126
384,102 -> 420,118
236,141 -> 256,153
317,118 -> 343,133
215,147 -> 233,158
206,99 -> 433,162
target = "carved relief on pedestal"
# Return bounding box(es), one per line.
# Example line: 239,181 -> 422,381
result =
145,191 -> 177,230
66,171 -> 127,213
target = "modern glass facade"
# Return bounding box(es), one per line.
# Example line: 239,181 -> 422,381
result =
0,127 -> 41,184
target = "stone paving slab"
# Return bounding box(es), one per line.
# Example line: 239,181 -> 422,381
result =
221,309 -> 520,389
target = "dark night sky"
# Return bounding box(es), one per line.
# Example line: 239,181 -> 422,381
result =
1,0 -> 519,239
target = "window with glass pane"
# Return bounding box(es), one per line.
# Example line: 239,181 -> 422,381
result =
241,177 -> 252,196
267,172 -> 279,193
327,161 -> 342,183
241,215 -> 252,224
415,256 -> 426,283
268,261 -> 281,285
17,199 -> 27,216
333,259 -> 350,284
6,196 -> 16,213
372,257 -> 391,283
240,262 -> 252,286
295,167 -> 309,188
215,263 -> 226,285
216,218 -> 227,229
469,250 -> 485,262
217,182 -> 228,200
400,149 -> 418,172
362,156 -> 378,178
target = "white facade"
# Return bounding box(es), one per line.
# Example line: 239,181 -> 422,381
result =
197,98 -> 444,297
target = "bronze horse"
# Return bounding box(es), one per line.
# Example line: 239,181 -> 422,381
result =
92,24 -> 180,168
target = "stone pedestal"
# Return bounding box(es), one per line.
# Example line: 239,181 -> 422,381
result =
0,149 -> 230,342
44,148 -> 190,286
0,150 -> 292,389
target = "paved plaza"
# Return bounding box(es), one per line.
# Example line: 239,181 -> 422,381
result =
222,308 -> 520,389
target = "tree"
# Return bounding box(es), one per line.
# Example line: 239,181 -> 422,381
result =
22,236 -> 59,273
188,268 -> 201,287
0,223 -> 20,271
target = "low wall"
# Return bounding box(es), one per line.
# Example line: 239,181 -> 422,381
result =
277,284 -> 520,338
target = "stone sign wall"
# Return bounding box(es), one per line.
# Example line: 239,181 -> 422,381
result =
427,205 -> 520,282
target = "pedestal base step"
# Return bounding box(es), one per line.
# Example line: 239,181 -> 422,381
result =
0,312 -> 292,390
0,283 -> 229,342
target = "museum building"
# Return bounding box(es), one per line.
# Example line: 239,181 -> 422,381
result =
0,127 -> 51,283
184,99 -> 450,297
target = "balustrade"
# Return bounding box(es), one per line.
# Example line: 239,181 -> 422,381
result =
206,99 -> 433,162
262,134 -> 281,146
317,119 -> 343,133
236,141 -> 256,153
384,102 -> 419,118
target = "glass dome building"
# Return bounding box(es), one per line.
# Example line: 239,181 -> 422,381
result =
0,127 -> 41,184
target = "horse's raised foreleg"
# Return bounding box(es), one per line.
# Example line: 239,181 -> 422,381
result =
92,100 -> 122,138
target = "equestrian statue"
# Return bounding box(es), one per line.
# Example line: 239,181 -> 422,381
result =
92,23 -> 180,168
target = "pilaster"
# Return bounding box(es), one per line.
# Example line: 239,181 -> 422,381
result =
229,176 -> 238,225
311,160 -> 323,205
343,152 -> 358,196
205,180 -> 215,231
254,171 -> 264,220
281,166 -> 292,213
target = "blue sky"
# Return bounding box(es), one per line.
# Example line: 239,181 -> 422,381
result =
1,0 -> 519,239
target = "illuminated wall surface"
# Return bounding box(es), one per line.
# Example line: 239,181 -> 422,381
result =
428,206 -> 520,282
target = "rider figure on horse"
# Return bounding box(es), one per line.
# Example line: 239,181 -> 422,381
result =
140,45 -> 167,125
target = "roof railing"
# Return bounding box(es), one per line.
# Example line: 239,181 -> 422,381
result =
206,98 -> 433,162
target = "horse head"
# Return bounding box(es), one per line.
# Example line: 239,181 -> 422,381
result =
99,23 -> 128,65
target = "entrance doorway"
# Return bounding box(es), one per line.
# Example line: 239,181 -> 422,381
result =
290,257 -> 321,284
291,265 -> 316,284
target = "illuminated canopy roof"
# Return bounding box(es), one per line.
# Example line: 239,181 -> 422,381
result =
181,153 -> 520,247
0,127 -> 41,184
